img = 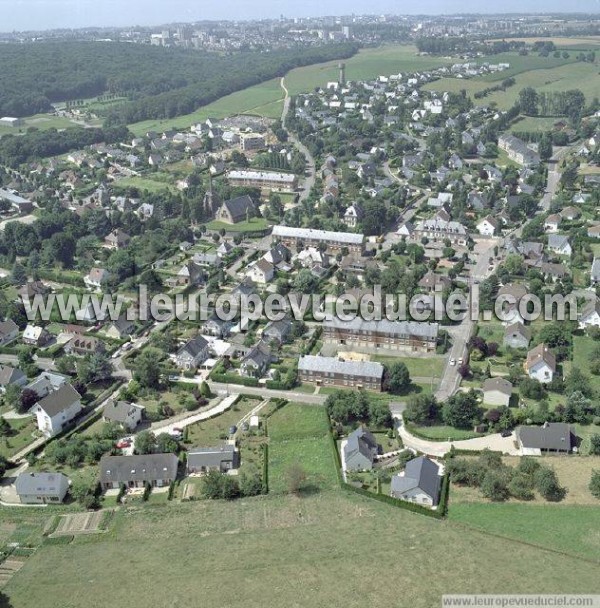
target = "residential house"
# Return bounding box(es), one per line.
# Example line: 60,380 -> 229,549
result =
503,322 -> 531,349
262,319 -> 293,344
390,456 -> 442,507
167,261 -> 205,288
102,400 -> 145,431
498,134 -> 540,166
245,259 -> 274,285
524,343 -> 556,384
298,355 -> 384,392
104,315 -> 135,340
32,383 -> 83,437
186,444 -> 238,474
99,454 -> 178,490
175,336 -> 209,370
587,224 -> 600,239
343,203 -> 364,228
344,427 -> 379,472
15,472 -> 69,504
544,214 -> 561,233
22,324 -> 50,347
482,377 -> 513,407
0,365 -> 27,392
418,271 -> 451,294
25,371 -> 68,399
476,215 -> 499,237
64,336 -> 105,357
239,341 -> 272,378
408,218 -> 468,246
104,229 -> 131,250
0,320 -> 19,346
560,206 -> 580,221
84,268 -> 111,289
18,281 -> 49,301
215,195 -> 256,224
579,299 -> 600,329
547,234 -> 572,257
517,422 -> 575,456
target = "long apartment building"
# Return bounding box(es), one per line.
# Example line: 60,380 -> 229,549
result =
272,225 -> 365,254
323,318 -> 439,353
227,170 -> 298,192
298,355 -> 384,392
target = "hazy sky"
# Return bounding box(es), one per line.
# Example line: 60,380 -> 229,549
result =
1,0 -> 598,32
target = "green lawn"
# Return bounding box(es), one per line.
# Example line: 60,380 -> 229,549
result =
450,503 -> 600,562
370,355 -> 445,378
0,418 -> 38,459
510,116 -> 564,133
408,424 -> 483,442
129,78 -> 284,136
205,217 -> 270,233
0,113 -> 95,137
285,44 -> 452,95
572,335 -> 600,393
184,397 -> 260,447
267,403 -> 330,442
115,175 -> 178,194
3,491 -> 600,608
267,402 -> 338,494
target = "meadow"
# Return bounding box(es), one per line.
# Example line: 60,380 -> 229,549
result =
128,78 -> 285,136
3,489 -> 599,608
423,60 -> 599,110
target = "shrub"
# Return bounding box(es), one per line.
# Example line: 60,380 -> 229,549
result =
534,467 -> 566,502
481,471 -> 510,502
508,474 -> 535,501
589,470 -> 600,499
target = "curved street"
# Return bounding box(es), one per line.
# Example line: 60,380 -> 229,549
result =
280,77 -> 316,204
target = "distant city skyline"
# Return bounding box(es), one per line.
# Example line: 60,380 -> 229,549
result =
1,0 -> 599,33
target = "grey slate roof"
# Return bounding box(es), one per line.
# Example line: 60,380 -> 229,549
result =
103,400 -> 144,424
517,422 -> 574,451
36,383 -> 81,417
15,472 -> 69,498
482,377 -> 513,396
222,195 -> 255,222
99,454 -> 178,485
391,456 -> 441,504
298,355 -> 384,380
344,426 -> 379,464
324,317 -> 439,340
187,444 -> 236,469
272,225 -> 364,245
177,336 -> 208,359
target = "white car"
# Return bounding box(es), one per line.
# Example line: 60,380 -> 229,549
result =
449,359 -> 456,366
458,358 -> 464,365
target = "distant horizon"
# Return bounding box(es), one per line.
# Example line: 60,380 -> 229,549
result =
0,1 -> 599,34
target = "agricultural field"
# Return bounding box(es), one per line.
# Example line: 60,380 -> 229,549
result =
423,60 -> 599,110
128,78 -> 284,136
4,490 -> 600,608
285,44 -> 453,96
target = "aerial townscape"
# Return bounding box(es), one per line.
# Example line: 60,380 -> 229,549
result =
0,7 -> 597,608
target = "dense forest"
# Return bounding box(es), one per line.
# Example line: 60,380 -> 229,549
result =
0,41 -> 358,122
0,125 -> 131,167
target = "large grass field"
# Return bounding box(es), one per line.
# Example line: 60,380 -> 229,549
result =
572,335 -> 600,393
285,44 -> 453,96
129,78 -> 284,136
0,113 -> 94,136
3,489 -> 599,608
450,503 -> 600,562
423,60 -> 599,110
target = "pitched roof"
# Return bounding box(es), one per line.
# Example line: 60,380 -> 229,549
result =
15,472 -> 69,497
36,383 -> 81,417
177,336 -> 208,359
272,225 -> 364,246
298,355 -> 384,380
324,317 -> 439,340
504,322 -> 532,342
391,456 -> 441,503
517,422 -> 574,451
187,444 -> 236,469
525,343 -> 556,373
222,195 -> 255,222
482,377 -> 513,396
0,365 -> 26,387
99,454 -> 178,484
103,400 -> 144,424
344,426 -> 379,464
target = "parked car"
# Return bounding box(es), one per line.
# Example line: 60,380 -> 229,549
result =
501,430 -> 513,438
449,359 -> 456,366
115,439 -> 131,449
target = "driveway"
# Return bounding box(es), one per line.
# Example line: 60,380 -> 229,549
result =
396,416 -> 520,457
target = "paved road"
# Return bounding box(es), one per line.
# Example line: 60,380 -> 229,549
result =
280,77 -> 315,205
540,146 -> 571,212
209,381 -> 326,405
395,416 -> 520,457
0,354 -> 55,371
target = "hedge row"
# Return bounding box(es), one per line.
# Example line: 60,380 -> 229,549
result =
210,372 -> 259,387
